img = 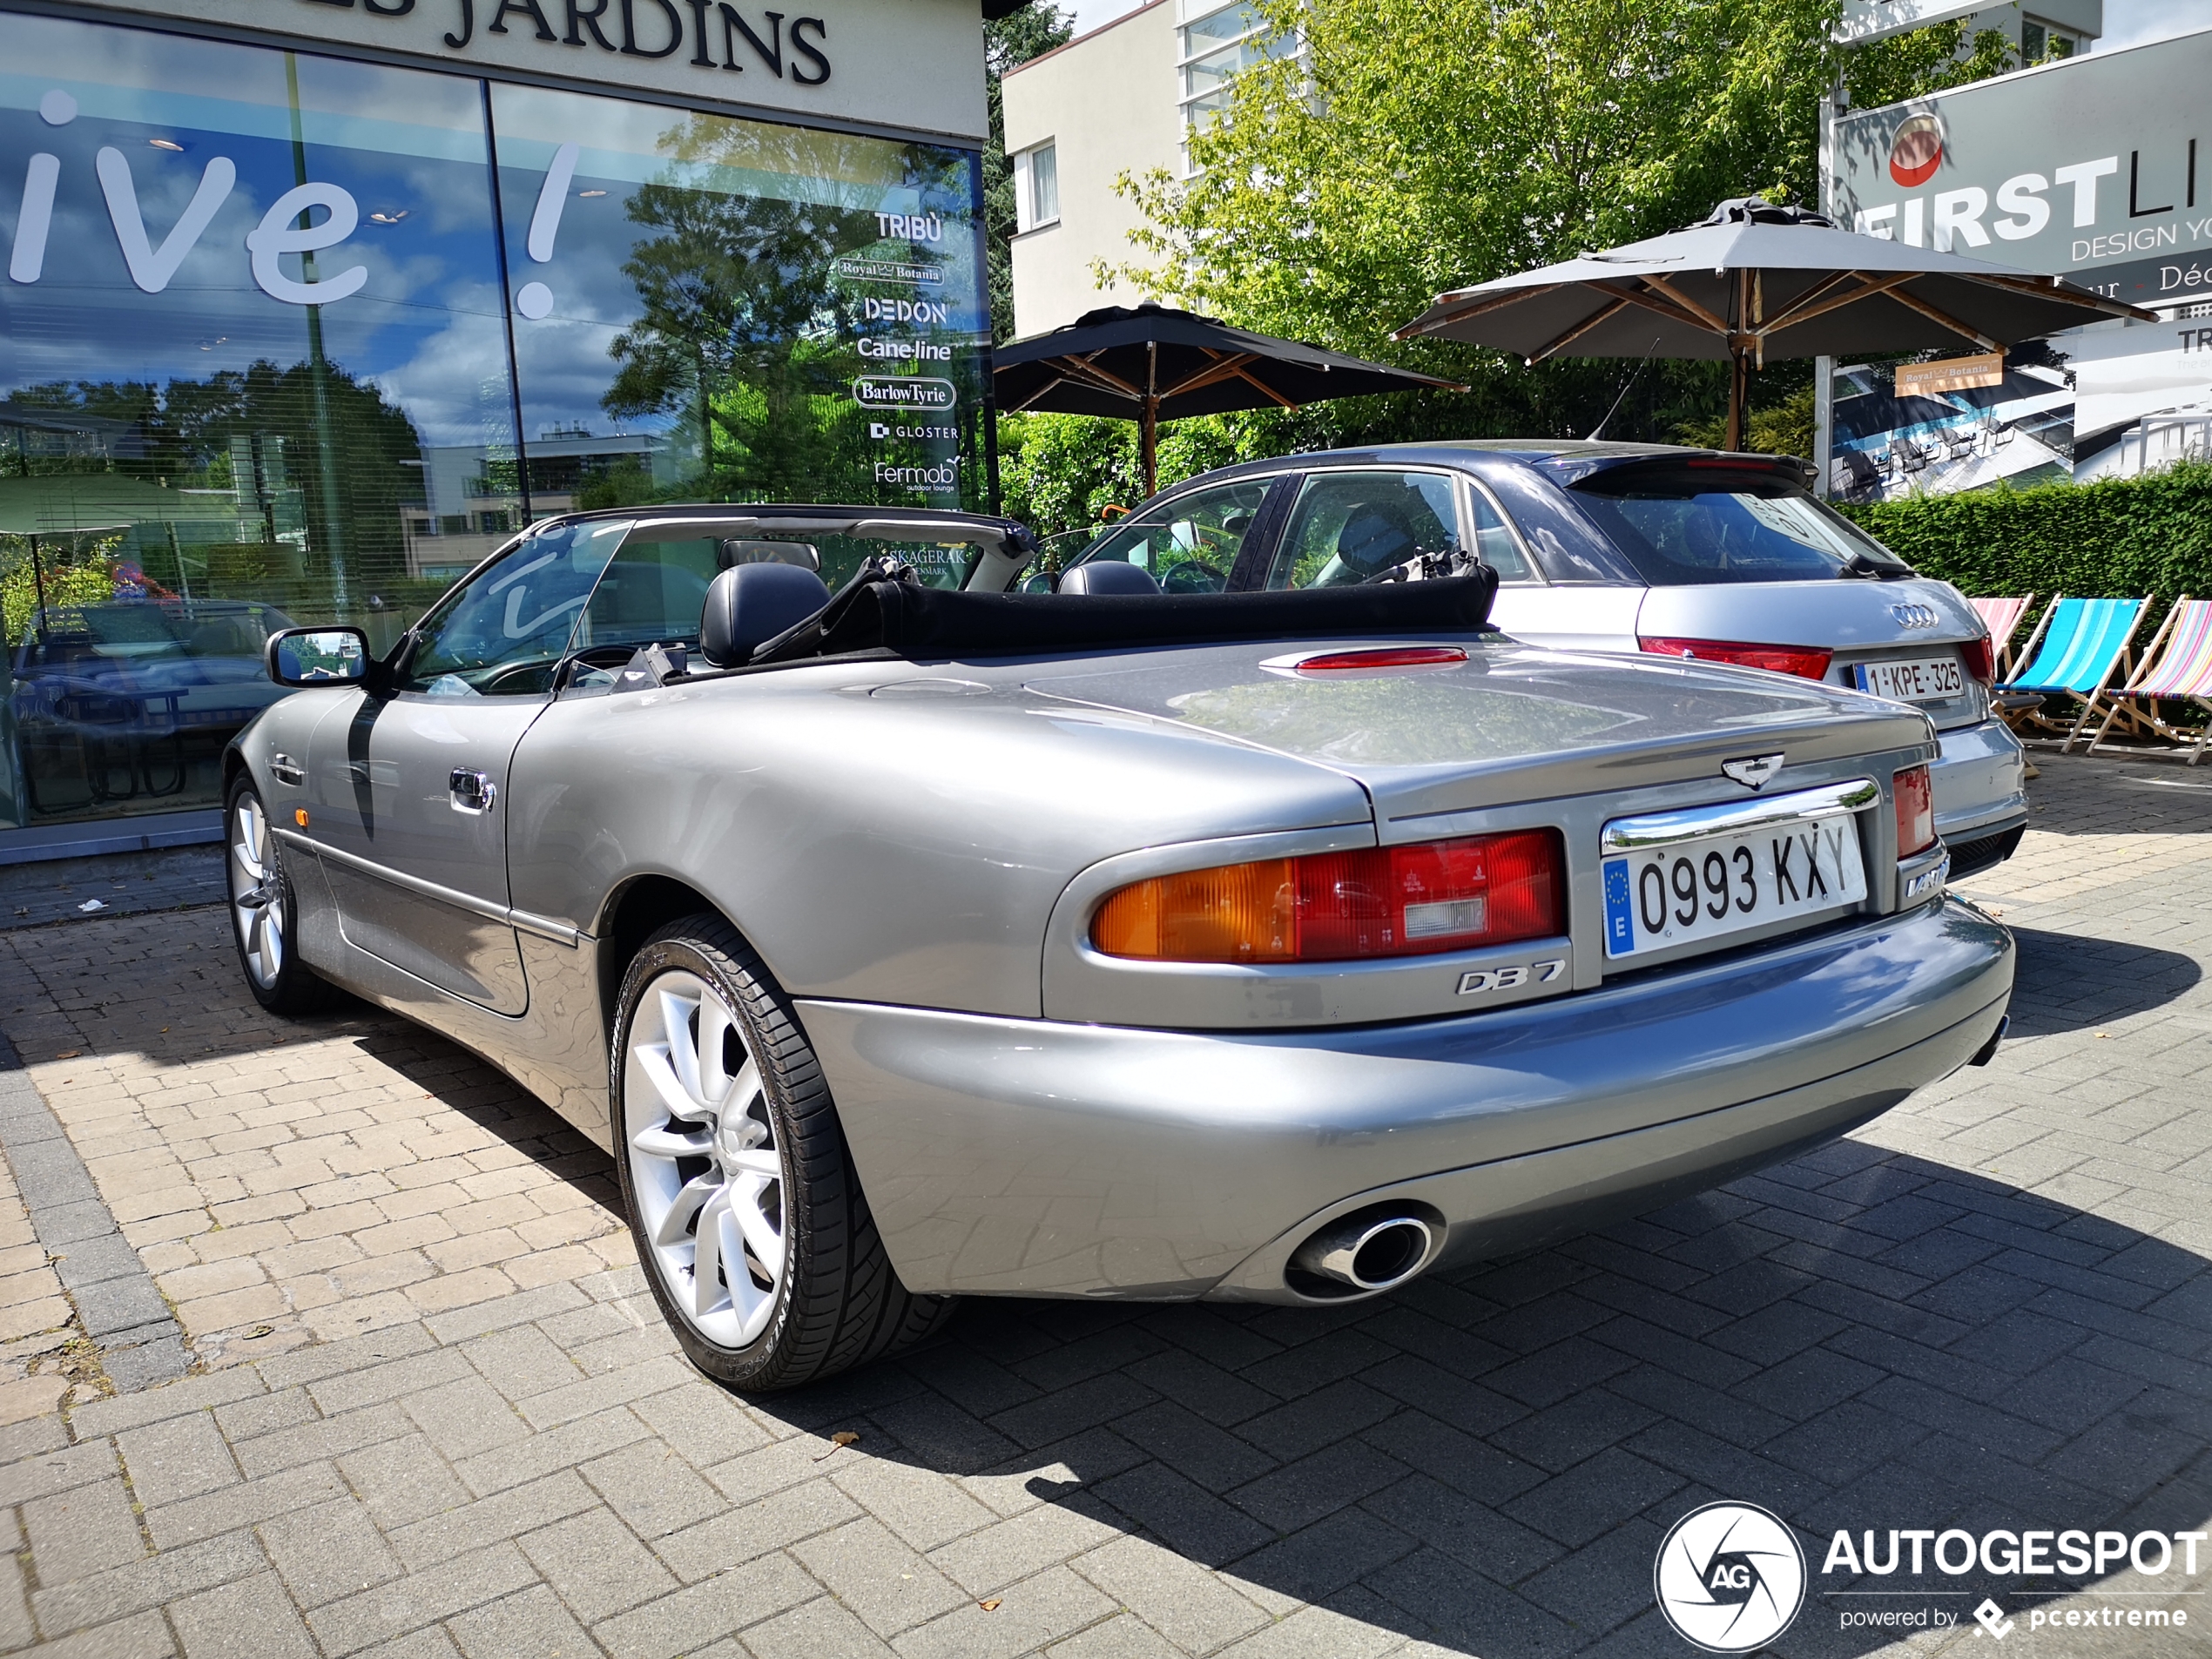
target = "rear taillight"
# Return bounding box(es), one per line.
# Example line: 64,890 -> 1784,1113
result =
1959,634 -> 1994,686
1093,830 -> 1567,963
1894,765 -> 1936,857
1293,645 -> 1468,674
1639,637 -> 1834,681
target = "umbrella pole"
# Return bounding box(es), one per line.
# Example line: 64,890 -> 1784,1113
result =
1725,347 -> 1750,453
1140,396 -> 1159,500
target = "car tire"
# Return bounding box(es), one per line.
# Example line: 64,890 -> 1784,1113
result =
612,914 -> 956,1392
225,773 -> 336,1016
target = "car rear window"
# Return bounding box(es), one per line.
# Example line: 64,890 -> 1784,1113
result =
1568,464 -> 1909,586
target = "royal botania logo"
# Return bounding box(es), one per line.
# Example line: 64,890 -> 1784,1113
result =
1818,1527 -> 2205,1640
1655,1503 -> 1807,1651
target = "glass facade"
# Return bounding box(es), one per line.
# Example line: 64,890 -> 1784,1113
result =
0,10 -> 986,836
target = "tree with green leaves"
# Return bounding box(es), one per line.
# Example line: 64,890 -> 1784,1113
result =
1078,0 -> 2013,459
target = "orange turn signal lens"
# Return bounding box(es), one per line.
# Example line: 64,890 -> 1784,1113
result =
1894,765 -> 1936,858
1092,830 -> 1566,964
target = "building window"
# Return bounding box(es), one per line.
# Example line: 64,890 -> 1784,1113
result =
2020,20 -> 2077,64
1177,0 -> 1300,172
1014,143 -> 1059,232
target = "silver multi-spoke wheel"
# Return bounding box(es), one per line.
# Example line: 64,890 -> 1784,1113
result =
624,968 -> 786,1348
230,792 -> 286,989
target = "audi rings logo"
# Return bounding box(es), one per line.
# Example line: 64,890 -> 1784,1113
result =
1890,603 -> 1941,631
1654,1502 -> 1807,1652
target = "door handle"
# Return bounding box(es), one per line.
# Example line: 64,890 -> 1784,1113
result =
271,752 -> 305,785
448,768 -> 497,814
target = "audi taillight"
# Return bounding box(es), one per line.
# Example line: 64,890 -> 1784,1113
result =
1894,765 -> 1936,857
1959,634 -> 1994,686
1093,830 -> 1566,963
1639,637 -> 1834,681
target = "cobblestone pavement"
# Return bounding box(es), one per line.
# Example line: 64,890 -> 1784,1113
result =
0,847 -> 226,933
0,753 -> 2209,1658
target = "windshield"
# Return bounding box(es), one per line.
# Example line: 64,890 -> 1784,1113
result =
400,517 -> 991,696
1569,465 -> 1909,585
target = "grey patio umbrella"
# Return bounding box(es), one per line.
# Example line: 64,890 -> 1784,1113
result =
1394,198 -> 2153,450
995,303 -> 1463,496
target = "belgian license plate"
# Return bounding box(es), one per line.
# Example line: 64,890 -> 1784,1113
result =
1602,814 -> 1867,959
1855,656 -> 1962,703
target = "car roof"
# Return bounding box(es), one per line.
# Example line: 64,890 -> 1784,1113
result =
1146,439 -> 1810,491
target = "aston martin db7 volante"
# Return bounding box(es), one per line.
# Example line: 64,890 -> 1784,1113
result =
227,504 -> 2013,1391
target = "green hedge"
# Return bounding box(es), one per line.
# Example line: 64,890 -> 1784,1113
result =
1836,461 -> 2212,607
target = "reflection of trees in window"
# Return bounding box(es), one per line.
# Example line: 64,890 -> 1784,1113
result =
603,115 -> 977,505
0,365 -> 421,614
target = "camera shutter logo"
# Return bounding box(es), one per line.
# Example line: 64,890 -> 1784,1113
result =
1653,1501 -> 1806,1652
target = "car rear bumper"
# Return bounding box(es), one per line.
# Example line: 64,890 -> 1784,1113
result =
801,898 -> 2013,1303
1931,714 -> 2027,844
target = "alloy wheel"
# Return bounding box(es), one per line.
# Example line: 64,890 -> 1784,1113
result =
623,968 -> 786,1348
229,793 -> 286,990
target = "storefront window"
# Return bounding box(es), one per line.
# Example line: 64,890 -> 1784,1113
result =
0,17 -> 519,828
0,14 -> 987,838
488,85 -> 988,523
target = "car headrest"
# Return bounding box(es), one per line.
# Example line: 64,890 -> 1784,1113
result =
1056,561 -> 1162,596
698,563 -> 833,667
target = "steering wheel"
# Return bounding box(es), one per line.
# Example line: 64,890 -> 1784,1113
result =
1158,559 -> 1224,594
478,658 -> 557,696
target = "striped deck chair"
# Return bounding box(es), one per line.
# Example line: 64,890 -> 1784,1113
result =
1998,595 -> 2151,751
2086,597 -> 2212,764
1968,595 -> 2033,678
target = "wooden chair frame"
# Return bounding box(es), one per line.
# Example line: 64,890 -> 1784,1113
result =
2085,595 -> 2212,763
1997,595 -> 2153,751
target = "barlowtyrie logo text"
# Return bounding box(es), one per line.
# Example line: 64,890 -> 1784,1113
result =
1654,1501 -> 1807,1652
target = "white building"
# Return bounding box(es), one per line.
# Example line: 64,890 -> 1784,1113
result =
1001,0 -> 1293,337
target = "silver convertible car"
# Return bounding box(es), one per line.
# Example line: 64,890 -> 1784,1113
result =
227,503 -> 2013,1391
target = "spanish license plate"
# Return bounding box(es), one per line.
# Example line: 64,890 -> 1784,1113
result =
1602,814 -> 1868,958
1854,655 -> 1963,703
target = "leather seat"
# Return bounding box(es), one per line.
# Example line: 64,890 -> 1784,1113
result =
1056,561 -> 1162,596
698,563 -> 832,666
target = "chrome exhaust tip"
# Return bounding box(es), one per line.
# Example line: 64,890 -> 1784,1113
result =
1291,1212 -> 1436,1293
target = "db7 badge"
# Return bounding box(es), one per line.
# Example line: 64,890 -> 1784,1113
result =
1458,958 -> 1566,995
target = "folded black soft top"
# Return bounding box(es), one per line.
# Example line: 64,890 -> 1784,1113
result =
752,570 -> 1499,665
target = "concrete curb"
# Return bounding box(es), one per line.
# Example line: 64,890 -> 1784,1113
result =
0,1035 -> 192,1393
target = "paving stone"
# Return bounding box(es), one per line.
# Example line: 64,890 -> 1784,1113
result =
580,1434 -> 728,1539
889,1565 -> 1117,1659
69,1367 -> 266,1439
170,1570 -> 319,1659
738,1595 -> 900,1659
31,1531 -> 265,1637
386,1469 -> 602,1570
446,1582 -> 597,1659
656,1477 -> 860,1581
1071,1534 -> 1271,1653
518,1505 -> 678,1623
305,1543 -> 537,1656
25,1470 -> 145,1583
591,1554 -> 821,1659
260,1497 -> 407,1608
146,1460 -> 353,1549
118,1410 -> 240,1508
1,1436 -> 120,1504
790,1515 -> 971,1637
25,1610 -> 178,1659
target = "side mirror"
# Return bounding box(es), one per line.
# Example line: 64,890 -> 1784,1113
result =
266,626 -> 374,688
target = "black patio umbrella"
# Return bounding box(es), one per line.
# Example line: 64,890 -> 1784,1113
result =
1394,199 -> 2153,451
994,302 -> 1463,496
